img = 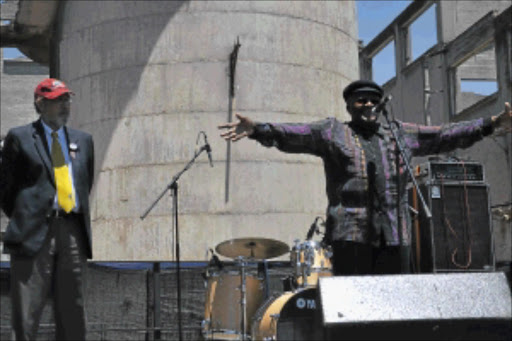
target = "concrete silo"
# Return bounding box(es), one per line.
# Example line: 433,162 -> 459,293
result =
56,0 -> 359,261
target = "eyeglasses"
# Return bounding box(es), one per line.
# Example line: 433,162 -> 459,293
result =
354,97 -> 380,105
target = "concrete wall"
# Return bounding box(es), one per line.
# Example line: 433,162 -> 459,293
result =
0,57 -> 48,137
56,1 -> 359,261
438,0 -> 511,42
0,51 -> 49,262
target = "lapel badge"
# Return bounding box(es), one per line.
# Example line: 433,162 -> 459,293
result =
69,142 -> 78,160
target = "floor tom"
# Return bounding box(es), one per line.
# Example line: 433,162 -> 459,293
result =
202,265 -> 264,340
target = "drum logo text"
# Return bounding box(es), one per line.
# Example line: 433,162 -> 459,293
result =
296,298 -> 316,309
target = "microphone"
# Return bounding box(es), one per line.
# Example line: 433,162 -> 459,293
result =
209,248 -> 223,269
306,217 -> 320,240
204,133 -> 214,168
371,95 -> 392,114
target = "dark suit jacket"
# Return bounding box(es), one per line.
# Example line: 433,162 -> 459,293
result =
0,119 -> 94,258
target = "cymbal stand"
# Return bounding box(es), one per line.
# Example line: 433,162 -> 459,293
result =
301,247 -> 308,289
302,243 -> 315,288
238,256 -> 248,341
293,239 -> 303,288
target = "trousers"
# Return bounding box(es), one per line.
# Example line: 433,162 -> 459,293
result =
10,213 -> 87,340
331,240 -> 410,275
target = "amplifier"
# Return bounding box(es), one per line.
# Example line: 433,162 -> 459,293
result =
409,182 -> 494,272
414,161 -> 484,183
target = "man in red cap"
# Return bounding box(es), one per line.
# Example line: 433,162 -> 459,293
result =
0,78 -> 95,340
219,80 -> 511,277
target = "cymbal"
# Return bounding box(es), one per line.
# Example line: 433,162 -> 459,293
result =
215,237 -> 290,260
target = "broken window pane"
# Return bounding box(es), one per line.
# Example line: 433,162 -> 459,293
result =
453,42 -> 497,114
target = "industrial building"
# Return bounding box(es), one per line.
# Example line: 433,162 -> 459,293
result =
1,1 -> 510,339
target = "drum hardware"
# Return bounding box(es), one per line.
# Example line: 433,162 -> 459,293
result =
238,256 -> 248,341
281,275 -> 298,292
269,313 -> 279,335
200,319 -> 211,335
257,260 -> 271,300
209,248 -> 224,270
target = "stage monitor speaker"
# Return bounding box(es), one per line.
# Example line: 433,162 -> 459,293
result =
319,273 -> 512,340
409,182 -> 494,272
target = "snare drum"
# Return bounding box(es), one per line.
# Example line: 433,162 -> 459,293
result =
202,266 -> 265,340
251,287 -> 325,340
290,240 -> 333,287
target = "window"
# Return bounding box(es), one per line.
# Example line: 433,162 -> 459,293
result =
372,40 -> 396,85
452,42 -> 497,114
2,47 -> 24,60
409,4 -> 438,62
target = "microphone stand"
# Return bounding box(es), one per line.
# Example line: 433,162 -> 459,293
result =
140,144 -> 211,341
381,108 -> 432,273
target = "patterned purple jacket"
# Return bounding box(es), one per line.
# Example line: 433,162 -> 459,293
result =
250,117 -> 494,247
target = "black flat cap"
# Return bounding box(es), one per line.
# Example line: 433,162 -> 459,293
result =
343,80 -> 383,101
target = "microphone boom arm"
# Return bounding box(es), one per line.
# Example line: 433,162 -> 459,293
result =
140,143 -> 210,220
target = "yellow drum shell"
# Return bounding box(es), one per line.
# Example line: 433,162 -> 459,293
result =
291,241 -> 332,287
203,267 -> 264,340
251,287 -> 324,341
251,291 -> 295,340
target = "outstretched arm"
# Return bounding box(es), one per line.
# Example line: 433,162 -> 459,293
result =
401,101 -> 512,156
218,113 -> 255,142
218,113 -> 334,156
490,102 -> 512,135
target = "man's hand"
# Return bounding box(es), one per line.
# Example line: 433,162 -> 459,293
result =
218,113 -> 256,142
492,102 -> 512,135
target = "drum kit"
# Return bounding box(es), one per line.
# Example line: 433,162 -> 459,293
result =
201,232 -> 333,341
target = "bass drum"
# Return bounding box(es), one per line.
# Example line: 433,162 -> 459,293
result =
251,287 -> 325,341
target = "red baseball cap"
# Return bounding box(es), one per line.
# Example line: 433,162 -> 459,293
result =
34,78 -> 74,100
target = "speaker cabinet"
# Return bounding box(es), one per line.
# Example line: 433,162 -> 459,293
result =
319,274 -> 512,340
409,182 -> 495,272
